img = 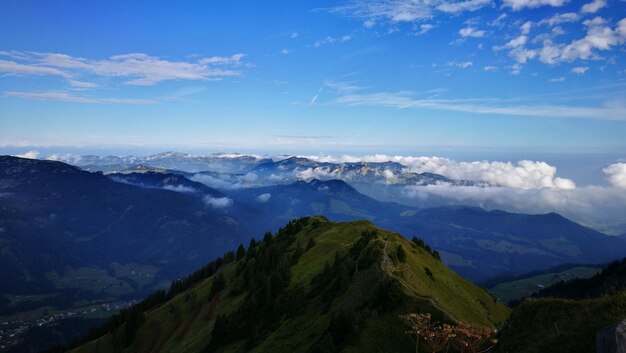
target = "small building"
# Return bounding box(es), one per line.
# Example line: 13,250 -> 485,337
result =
598,319 -> 626,353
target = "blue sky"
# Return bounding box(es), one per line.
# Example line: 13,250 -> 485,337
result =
0,0 -> 625,157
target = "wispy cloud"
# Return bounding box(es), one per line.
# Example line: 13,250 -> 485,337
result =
415,23 -> 435,35
503,0 -> 568,11
539,12 -> 580,27
5,91 -> 155,104
330,0 -> 492,27
323,80 -> 365,93
330,91 -> 626,120
447,60 -> 473,68
570,66 -> 589,74
68,80 -> 99,89
313,35 -> 352,47
581,0 -> 607,14
0,51 -> 246,86
0,59 -> 70,77
459,26 -> 486,38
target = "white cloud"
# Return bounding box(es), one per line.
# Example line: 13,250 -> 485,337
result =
191,172 -> 265,190
581,0 -> 607,14
314,36 -> 336,47
506,35 -> 529,48
617,18 -> 626,37
540,12 -> 580,27
4,91 -> 155,104
538,17 -> 626,64
290,32 -> 299,38
0,59 -> 69,77
509,46 -> 536,64
15,151 -> 39,159
511,63 -> 523,75
401,157 -> 576,189
437,0 -> 492,13
240,172 -> 259,183
100,53 -> 242,85
162,184 -> 196,193
256,193 -> 272,202
521,21 -> 532,35
197,54 -> 245,65
570,66 -> 589,74
296,167 -> 340,180
0,51 -> 245,86
483,65 -> 498,71
549,76 -> 566,82
68,80 -> 99,88
603,163 -> 626,189
416,24 -> 435,35
447,61 -> 473,68
382,169 -> 400,184
301,154 -> 576,190
503,0 -> 568,11
489,13 -> 508,27
459,27 -> 486,38
403,183 -> 626,233
192,174 -> 237,189
323,80 -> 365,93
314,35 -> 352,47
331,0 -> 492,26
203,195 -> 233,208
494,21 -> 535,69
281,49 -> 291,55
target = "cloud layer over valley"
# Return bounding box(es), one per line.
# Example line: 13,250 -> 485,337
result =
36,151 -> 626,235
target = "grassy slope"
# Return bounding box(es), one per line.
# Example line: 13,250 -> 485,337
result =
488,266 -> 601,303
497,294 -> 626,353
497,258 -> 626,353
70,217 -> 509,353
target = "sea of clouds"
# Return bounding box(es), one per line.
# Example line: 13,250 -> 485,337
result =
14,150 -> 626,234
300,155 -> 626,234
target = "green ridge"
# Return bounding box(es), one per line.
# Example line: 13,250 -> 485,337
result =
497,294 -> 626,353
69,217 -> 510,353
496,258 -> 626,353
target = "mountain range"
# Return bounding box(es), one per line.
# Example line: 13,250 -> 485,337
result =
0,157 -> 253,310
53,152 -> 474,195
115,169 -> 626,281
2,155 -> 626,352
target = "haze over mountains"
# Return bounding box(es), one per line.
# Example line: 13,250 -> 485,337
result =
7,152 -> 624,281
44,151 -> 626,235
